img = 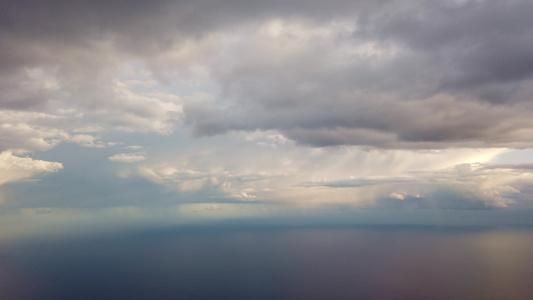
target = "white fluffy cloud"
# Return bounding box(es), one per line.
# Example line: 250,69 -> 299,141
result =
0,111 -> 68,152
0,151 -> 63,186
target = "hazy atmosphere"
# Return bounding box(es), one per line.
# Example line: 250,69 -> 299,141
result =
1,0 -> 533,299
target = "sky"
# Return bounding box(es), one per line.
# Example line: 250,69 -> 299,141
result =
2,0 -> 533,238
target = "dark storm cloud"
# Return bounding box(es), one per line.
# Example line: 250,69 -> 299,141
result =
367,0 -> 533,92
0,0 -> 368,63
181,0 -> 533,149
2,0 -> 533,149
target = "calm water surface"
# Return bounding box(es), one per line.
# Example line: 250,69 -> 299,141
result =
1,225 -> 532,300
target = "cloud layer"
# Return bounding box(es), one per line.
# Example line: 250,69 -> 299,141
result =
3,0 -> 533,149
2,0 -> 533,212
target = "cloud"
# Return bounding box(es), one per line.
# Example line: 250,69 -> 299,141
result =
0,0 -> 184,156
0,151 -> 63,186
109,153 -> 146,163
0,111 -> 67,152
1,0 -> 533,214
300,176 -> 419,188
0,75 -> 181,154
130,131 -> 511,209
174,0 -> 533,149
137,163 -> 273,198
478,163 -> 533,171
305,161 -> 533,209
1,0 -> 533,150
67,134 -> 110,148
124,145 -> 143,150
